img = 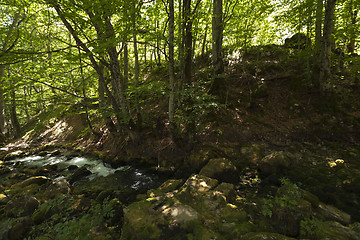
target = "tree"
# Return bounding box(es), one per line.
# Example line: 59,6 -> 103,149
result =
210,0 -> 225,98
318,0 -> 337,93
168,0 -> 176,124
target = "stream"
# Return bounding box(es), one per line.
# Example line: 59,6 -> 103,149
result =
8,153 -> 164,191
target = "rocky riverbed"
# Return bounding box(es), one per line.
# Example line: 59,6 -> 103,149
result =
1,143 -> 360,240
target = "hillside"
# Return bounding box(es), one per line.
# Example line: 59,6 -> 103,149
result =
1,45 -> 360,239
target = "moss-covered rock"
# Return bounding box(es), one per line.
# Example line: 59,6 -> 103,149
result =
314,221 -> 360,240
199,158 -> 239,183
257,151 -> 292,176
241,232 -> 296,240
5,195 -> 39,218
12,176 -> 51,188
317,203 -> 351,225
122,174 -> 254,239
0,216 -> 33,240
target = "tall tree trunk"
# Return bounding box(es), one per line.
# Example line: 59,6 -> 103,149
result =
312,0 -> 324,90
183,0 -> 192,84
169,0 -> 176,123
178,0 -> 184,93
318,0 -> 336,93
201,24 -> 208,56
347,1 -> 358,54
0,66 -> 5,135
98,65 -> 117,133
133,1 -> 141,126
210,0 -> 226,98
123,42 -> 129,90
9,72 -> 20,137
315,0 -> 323,50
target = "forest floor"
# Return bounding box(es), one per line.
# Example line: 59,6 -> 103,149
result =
1,45 -> 360,239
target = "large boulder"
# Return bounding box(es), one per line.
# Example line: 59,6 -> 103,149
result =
13,176 -> 51,188
68,166 -> 91,184
241,232 -> 296,240
257,151 -> 292,176
199,158 -> 238,183
44,179 -> 71,199
317,203 -> 351,225
0,216 -> 33,240
121,174 -> 256,240
314,221 -> 360,240
5,195 -> 39,217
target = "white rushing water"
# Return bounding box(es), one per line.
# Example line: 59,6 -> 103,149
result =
11,154 -> 123,179
10,154 -> 160,190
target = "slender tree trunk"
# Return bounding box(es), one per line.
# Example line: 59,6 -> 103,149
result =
318,0 -> 336,93
133,1 -> 142,126
169,0 -> 176,123
9,71 -> 20,137
183,0 -> 192,84
312,0 -> 324,90
210,0 -> 226,98
178,0 -> 184,93
347,1 -> 358,54
315,0 -> 323,50
123,42 -> 129,90
0,66 -> 5,135
201,24 -> 208,56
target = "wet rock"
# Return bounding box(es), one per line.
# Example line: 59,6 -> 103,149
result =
67,165 -> 78,171
5,195 -> 39,217
314,221 -> 360,240
0,216 -> 33,240
257,151 -> 292,176
13,176 -> 51,188
68,166 -> 91,184
44,179 -> 71,198
7,173 -> 25,180
241,232 -> 296,240
0,165 -> 10,176
351,222 -> 360,233
317,203 -> 351,225
199,158 -> 238,183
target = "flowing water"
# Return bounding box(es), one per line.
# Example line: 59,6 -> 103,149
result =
9,154 -> 163,191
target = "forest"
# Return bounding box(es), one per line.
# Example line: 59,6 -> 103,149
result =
0,0 -> 360,239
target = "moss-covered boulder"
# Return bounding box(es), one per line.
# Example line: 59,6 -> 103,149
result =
314,221 -> 360,240
12,176 -> 51,188
122,174 -> 254,239
5,195 -> 39,217
317,203 -> 351,226
241,232 -> 296,240
199,158 -> 238,183
257,151 -> 292,176
0,216 -> 33,240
